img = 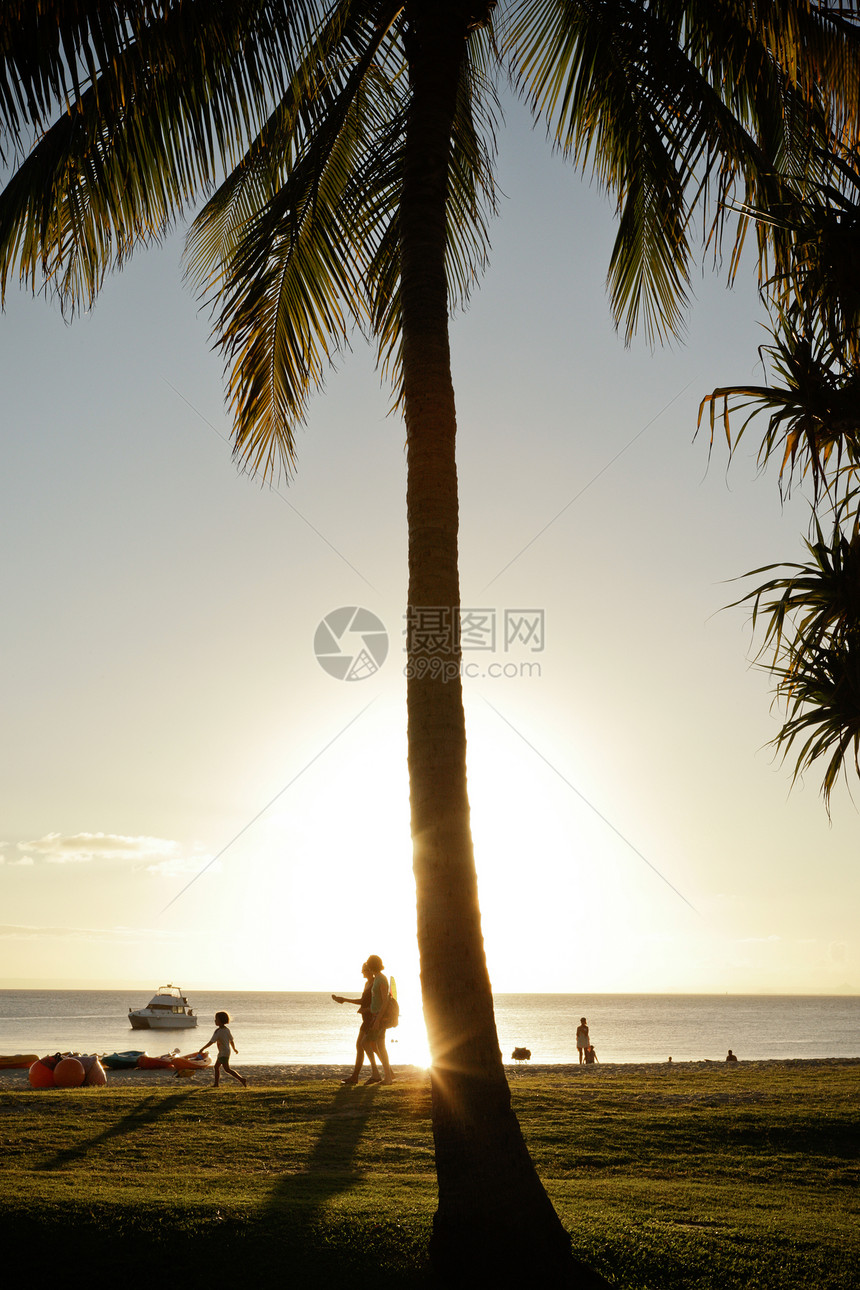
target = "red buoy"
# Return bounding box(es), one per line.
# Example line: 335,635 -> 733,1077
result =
28,1060 -> 56,1088
53,1057 -> 86,1087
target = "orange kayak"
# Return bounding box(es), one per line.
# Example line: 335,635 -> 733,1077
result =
137,1053 -> 178,1070
0,1054 -> 40,1069
170,1051 -> 211,1075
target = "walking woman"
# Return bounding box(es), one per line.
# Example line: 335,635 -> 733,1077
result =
576,1017 -> 590,1064
365,954 -> 395,1085
332,959 -> 381,1085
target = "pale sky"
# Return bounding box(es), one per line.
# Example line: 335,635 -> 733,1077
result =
1,93 -> 858,1000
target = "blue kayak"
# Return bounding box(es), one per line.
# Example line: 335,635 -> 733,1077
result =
101,1050 -> 146,1070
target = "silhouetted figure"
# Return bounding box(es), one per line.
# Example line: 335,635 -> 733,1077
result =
333,960 -> 379,1085
584,1045 -> 598,1065
725,1049 -> 738,1063
200,1010 -> 247,1088
365,954 -> 395,1084
576,1016 -> 590,1064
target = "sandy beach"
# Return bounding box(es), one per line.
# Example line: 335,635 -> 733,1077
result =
2,1056 -> 857,1091
0,1061 -> 426,1090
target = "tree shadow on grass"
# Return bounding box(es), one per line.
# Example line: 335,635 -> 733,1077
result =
266,1082 -> 378,1211
258,1084 -> 429,1286
36,1092 -> 194,1171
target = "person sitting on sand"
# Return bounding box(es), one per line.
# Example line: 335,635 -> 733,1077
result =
726,1049 -> 738,1063
366,954 -> 395,1085
584,1044 -> 599,1065
576,1017 -> 590,1064
200,1011 -> 247,1088
332,960 -> 381,1086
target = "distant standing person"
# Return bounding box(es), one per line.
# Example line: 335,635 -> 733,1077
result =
332,960 -> 381,1086
200,1011 -> 247,1088
366,954 -> 395,1085
576,1017 -> 590,1064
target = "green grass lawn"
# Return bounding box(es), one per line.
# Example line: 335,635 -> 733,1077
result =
1,1061 -> 857,1287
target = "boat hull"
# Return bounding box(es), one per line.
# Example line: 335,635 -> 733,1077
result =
129,1013 -> 198,1030
128,985 -> 197,1030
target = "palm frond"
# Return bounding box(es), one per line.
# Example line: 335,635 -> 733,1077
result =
0,0 -> 144,160
186,9 -> 498,472
698,307 -> 860,501
769,639 -> 860,813
504,0 -> 853,343
734,511 -> 860,811
199,2 -> 412,476
216,72 -> 391,473
0,0 -> 331,311
751,147 -> 860,361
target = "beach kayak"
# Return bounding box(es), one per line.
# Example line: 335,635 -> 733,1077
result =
170,1051 -> 211,1075
137,1053 -> 178,1070
0,1054 -> 40,1069
101,1051 -> 146,1070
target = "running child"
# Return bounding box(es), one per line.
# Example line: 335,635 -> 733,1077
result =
200,1010 -> 248,1087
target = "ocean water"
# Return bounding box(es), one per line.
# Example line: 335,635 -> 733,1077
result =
0,990 -> 857,1068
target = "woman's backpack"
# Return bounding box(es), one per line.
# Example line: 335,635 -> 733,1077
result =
386,976 -> 400,1027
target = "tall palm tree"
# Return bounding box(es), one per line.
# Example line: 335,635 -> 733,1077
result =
2,2 -> 858,1282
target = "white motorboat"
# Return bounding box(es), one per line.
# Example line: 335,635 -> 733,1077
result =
128,983 -> 198,1030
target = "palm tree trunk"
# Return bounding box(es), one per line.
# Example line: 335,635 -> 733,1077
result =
400,5 -> 606,1285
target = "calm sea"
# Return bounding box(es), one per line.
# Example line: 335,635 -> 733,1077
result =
0,990 -> 857,1068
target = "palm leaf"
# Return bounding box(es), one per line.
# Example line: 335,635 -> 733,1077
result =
769,640 -> 860,813
186,11 -> 498,474
749,147 -> 860,362
734,511 -> 860,811
699,307 -> 860,501
0,0 -> 329,310
504,0 -> 852,343
195,3 -> 409,475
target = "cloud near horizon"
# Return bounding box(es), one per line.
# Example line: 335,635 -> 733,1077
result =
13,832 -> 209,873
